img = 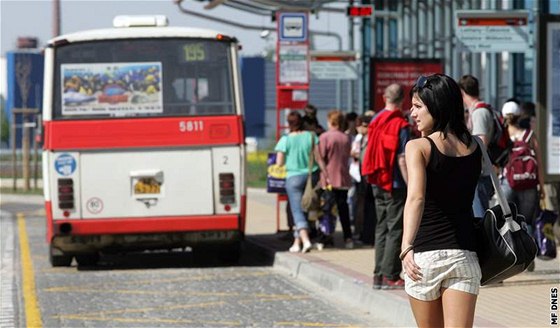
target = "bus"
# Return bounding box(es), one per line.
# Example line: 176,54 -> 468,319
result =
42,15 -> 246,266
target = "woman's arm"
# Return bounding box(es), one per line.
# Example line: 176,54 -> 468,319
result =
531,133 -> 546,199
276,152 -> 285,167
398,154 -> 408,185
401,139 -> 429,281
314,143 -> 330,184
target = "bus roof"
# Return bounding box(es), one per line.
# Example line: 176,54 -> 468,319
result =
48,26 -> 236,46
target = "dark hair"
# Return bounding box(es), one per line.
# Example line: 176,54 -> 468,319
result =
458,74 -> 480,98
358,114 -> 372,126
504,114 -> 521,127
411,74 -> 472,145
287,111 -> 303,132
345,112 -> 358,122
304,103 -> 318,117
521,101 -> 536,117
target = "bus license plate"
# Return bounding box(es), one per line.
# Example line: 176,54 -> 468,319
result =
133,177 -> 161,195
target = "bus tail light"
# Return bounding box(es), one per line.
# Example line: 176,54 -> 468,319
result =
58,178 -> 74,209
219,173 -> 235,204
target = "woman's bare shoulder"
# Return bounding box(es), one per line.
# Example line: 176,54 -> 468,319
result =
406,138 -> 432,164
406,138 -> 431,152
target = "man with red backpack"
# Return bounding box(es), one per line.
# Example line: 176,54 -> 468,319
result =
458,75 -> 495,218
362,84 -> 410,289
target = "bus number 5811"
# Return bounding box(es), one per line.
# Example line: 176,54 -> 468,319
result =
179,120 -> 204,132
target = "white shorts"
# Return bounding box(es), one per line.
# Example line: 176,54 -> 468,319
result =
404,249 -> 481,301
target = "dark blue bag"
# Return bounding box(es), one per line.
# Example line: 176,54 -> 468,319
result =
534,209 -> 558,260
266,153 -> 286,193
319,213 -> 336,236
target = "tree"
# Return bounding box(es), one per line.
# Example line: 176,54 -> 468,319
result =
0,95 -> 8,145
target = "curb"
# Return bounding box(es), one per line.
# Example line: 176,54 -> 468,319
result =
246,236 -> 416,327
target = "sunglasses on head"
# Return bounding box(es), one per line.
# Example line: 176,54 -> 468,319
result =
415,75 -> 430,89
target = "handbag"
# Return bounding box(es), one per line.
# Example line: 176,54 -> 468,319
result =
534,205 -> 558,260
474,137 -> 538,286
301,133 -> 321,212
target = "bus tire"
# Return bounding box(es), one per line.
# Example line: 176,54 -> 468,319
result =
75,252 -> 100,266
49,246 -> 73,267
220,241 -> 241,264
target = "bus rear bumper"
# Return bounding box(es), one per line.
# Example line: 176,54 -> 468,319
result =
52,230 -> 242,253
50,215 -> 244,253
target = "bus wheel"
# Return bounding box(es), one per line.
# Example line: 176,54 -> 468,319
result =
49,246 -> 72,267
220,242 -> 241,264
75,253 -> 100,266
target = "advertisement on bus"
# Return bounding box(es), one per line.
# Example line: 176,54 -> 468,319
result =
61,62 -> 163,115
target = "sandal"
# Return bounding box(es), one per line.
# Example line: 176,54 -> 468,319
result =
289,244 -> 301,253
301,242 -> 312,253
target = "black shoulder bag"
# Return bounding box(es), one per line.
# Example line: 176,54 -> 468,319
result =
474,137 -> 537,286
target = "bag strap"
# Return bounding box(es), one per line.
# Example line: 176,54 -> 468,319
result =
474,136 -> 512,218
522,129 -> 534,144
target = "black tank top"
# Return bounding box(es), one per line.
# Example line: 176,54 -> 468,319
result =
413,137 -> 482,253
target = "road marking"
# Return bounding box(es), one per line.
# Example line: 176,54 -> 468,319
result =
54,314 -> 241,326
43,270 -> 271,291
0,211 -> 16,328
53,301 -> 242,326
17,213 -> 42,328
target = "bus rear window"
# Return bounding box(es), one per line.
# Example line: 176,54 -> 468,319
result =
53,39 -> 235,119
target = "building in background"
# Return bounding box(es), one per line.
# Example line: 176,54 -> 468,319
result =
3,36 -> 43,148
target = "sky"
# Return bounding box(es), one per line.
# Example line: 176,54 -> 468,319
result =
0,0 -> 352,56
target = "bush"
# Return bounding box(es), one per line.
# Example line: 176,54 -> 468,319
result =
246,151 -> 269,188
0,96 -> 8,144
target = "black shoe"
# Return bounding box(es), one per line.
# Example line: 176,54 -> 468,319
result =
373,275 -> 382,290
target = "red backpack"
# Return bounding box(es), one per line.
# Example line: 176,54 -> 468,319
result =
504,129 -> 539,190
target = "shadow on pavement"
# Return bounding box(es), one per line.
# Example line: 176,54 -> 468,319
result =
76,239 -> 275,271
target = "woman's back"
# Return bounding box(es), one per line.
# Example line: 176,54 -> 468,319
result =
319,129 -> 352,188
414,135 -> 481,253
274,131 -> 318,177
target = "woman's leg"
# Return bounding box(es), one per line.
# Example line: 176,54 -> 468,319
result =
334,189 -> 352,240
409,297 -> 444,328
285,174 -> 311,248
517,188 -> 539,227
441,288 -> 477,328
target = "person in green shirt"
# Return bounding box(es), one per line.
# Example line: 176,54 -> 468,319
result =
275,111 -> 328,253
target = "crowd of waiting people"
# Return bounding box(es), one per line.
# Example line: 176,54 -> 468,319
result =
275,75 -> 556,280
273,73 -> 559,326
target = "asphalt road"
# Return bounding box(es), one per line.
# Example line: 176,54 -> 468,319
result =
0,196 -> 379,328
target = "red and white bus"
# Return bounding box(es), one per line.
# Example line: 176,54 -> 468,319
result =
42,15 -> 246,266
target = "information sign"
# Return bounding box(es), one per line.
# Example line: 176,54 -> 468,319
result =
310,52 -> 358,80
278,44 -> 308,84
546,22 -> 560,175
455,10 -> 530,53
279,12 -> 307,42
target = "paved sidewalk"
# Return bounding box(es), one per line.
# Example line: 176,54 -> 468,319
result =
245,188 -> 560,327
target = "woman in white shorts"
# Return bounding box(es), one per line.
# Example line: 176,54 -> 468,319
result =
401,74 -> 482,327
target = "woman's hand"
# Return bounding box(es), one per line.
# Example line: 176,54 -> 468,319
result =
402,251 -> 422,282
539,185 -> 546,200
